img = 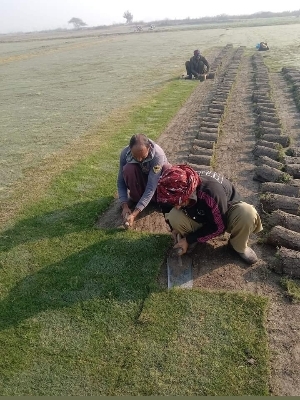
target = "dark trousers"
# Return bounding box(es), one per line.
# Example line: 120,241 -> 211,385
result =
122,163 -> 171,203
185,60 -> 205,77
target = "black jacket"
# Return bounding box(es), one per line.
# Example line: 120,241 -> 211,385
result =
189,55 -> 210,75
183,171 -> 241,244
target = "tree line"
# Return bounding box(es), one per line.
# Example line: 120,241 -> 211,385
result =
68,9 -> 300,30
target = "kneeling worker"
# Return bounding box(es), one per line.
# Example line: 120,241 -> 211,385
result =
257,42 -> 269,51
157,165 -> 263,264
117,134 -> 171,227
185,49 -> 210,79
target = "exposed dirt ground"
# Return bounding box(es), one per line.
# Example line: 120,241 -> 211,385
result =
98,47 -> 300,395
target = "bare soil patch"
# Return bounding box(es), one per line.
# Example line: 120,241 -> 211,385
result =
98,48 -> 300,395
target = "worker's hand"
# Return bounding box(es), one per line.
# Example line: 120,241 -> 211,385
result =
125,213 -> 135,227
173,237 -> 188,255
122,203 -> 131,220
171,230 -> 180,244
124,208 -> 140,228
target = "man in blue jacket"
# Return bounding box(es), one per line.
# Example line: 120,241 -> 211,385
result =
117,134 -> 171,227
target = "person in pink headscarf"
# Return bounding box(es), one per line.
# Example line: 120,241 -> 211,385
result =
157,165 -> 263,265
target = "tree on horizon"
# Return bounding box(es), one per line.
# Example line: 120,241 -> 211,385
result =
68,17 -> 87,29
123,10 -> 133,23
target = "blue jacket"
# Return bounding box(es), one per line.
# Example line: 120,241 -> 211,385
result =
117,139 -> 169,211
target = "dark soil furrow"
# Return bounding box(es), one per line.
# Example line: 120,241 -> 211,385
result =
272,70 -> 300,147
187,47 -> 245,168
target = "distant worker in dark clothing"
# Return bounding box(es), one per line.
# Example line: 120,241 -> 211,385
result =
185,49 -> 210,79
257,42 -> 269,51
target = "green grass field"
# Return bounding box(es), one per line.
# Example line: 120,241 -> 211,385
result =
2,18 -> 299,394
0,76 -> 270,394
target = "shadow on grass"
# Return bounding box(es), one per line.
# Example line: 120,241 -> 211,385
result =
0,233 -> 167,331
0,198 -> 111,252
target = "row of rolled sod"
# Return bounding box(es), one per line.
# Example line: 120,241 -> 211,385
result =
252,54 -> 300,277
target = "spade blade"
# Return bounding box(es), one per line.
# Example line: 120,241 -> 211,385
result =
167,254 -> 193,289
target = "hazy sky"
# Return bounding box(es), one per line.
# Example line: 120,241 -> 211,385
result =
1,0 -> 300,34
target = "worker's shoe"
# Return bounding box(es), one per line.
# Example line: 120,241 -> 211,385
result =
185,74 -> 193,80
228,243 -> 258,265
